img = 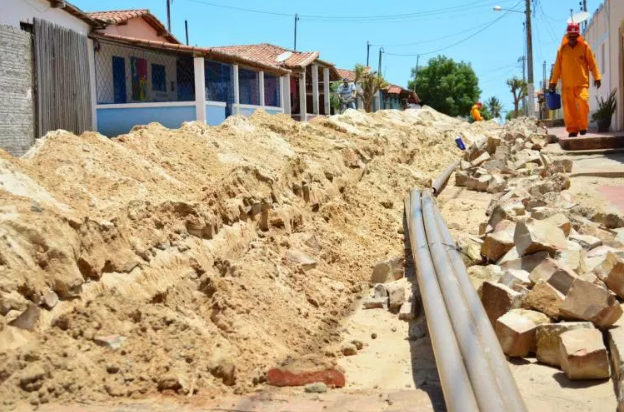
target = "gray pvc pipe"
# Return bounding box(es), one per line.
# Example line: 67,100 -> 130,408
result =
405,190 -> 479,412
422,190 -> 507,412
430,198 -> 528,412
432,160 -> 460,196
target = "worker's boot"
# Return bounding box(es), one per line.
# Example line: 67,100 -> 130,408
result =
568,132 -> 578,137
580,130 -> 587,135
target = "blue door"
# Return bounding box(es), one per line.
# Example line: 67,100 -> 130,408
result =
112,56 -> 127,103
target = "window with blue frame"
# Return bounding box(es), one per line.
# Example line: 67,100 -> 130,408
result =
239,68 -> 260,106
264,74 -> 280,107
205,60 -> 233,103
151,64 -> 166,92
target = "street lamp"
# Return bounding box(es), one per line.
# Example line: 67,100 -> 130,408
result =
493,6 -> 523,13
494,2 -> 535,118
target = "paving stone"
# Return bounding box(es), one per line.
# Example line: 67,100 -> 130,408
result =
515,219 -> 568,257
594,252 -> 624,299
500,251 -> 549,273
499,269 -> 531,289
560,278 -> 623,328
524,280 -> 564,319
559,328 -> 611,380
569,232 -> 602,251
544,213 -> 571,237
495,309 -> 549,357
536,322 -> 595,367
482,230 -> 515,262
480,281 -> 523,326
529,258 -> 579,295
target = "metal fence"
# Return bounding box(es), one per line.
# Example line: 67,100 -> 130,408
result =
94,40 -> 195,104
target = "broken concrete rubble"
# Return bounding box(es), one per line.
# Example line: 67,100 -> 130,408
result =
371,257 -> 404,284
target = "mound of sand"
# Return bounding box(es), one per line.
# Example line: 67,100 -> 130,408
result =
0,108 -> 476,407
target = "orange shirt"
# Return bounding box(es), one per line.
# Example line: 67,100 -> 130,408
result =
471,105 -> 483,121
550,39 -> 601,89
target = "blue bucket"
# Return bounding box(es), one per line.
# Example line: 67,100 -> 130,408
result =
546,92 -> 561,110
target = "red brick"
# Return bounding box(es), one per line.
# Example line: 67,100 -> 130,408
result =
267,367 -> 346,388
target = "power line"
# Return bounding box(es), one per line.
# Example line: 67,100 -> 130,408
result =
181,0 -> 516,23
371,19 -> 498,48
385,1 -> 523,58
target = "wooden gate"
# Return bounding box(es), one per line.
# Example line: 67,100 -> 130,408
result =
33,19 -> 92,138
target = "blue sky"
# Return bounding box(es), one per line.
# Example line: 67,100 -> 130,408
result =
73,0 -> 600,115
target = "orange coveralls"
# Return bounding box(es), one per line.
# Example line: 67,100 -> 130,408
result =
550,36 -> 601,133
471,105 -> 483,122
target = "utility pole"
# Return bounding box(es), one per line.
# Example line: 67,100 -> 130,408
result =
378,47 -> 384,77
413,54 -> 420,92
185,20 -> 189,45
519,55 -> 526,115
366,41 -> 370,67
525,0 -> 535,117
166,0 -> 172,33
294,14 -> 300,51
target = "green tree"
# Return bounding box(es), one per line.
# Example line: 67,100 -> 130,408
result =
408,56 -> 480,117
507,77 -> 528,117
485,96 -> 503,118
354,64 -> 387,113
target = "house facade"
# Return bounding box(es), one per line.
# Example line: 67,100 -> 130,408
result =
584,0 -> 624,132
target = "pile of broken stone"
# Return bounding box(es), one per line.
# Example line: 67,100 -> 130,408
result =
456,118 -> 624,385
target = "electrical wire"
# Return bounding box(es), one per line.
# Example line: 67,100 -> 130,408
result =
181,0 -> 516,23
385,0 -> 523,57
370,19 -> 500,48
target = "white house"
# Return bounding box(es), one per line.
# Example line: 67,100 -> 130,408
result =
584,0 -> 624,132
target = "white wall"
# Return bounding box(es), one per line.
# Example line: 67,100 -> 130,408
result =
585,0 -> 624,131
95,41 -> 183,104
1,0 -> 90,34
95,18 -> 166,42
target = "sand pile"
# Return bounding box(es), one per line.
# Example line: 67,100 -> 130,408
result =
0,107 -> 480,408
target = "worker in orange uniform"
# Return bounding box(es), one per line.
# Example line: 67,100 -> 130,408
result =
471,102 -> 484,122
549,22 -> 601,137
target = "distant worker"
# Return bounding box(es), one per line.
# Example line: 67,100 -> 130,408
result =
549,22 -> 601,137
470,102 -> 484,122
337,77 -> 356,113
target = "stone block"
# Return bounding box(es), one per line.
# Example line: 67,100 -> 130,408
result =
457,237 -> 484,267
544,213 -> 571,237
398,301 -> 415,321
495,309 -> 550,357
500,251 -> 549,273
371,257 -> 405,284
455,171 -> 468,187
556,249 -> 586,274
515,219 -> 567,257
607,317 -> 624,411
559,328 -> 610,380
524,280 -> 565,319
594,252 -> 624,299
560,279 -> 623,328
468,265 -> 504,290
500,269 -> 531,288
482,230 -> 515,262
480,281 -> 524,326
471,151 -> 491,167
529,258 -> 579,295
385,282 -> 406,311
536,322 -> 594,367
569,232 -> 602,251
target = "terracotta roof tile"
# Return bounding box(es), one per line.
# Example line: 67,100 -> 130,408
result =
88,9 -> 179,43
385,85 -> 404,94
87,9 -> 150,24
210,43 -> 319,69
336,68 -> 356,82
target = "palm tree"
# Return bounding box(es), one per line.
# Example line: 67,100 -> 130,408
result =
485,96 -> 503,119
506,77 -> 528,117
354,64 -> 387,113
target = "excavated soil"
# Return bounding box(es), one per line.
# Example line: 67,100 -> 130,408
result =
0,108 -> 502,409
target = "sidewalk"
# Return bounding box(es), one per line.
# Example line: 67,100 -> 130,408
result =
550,126 -> 624,151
